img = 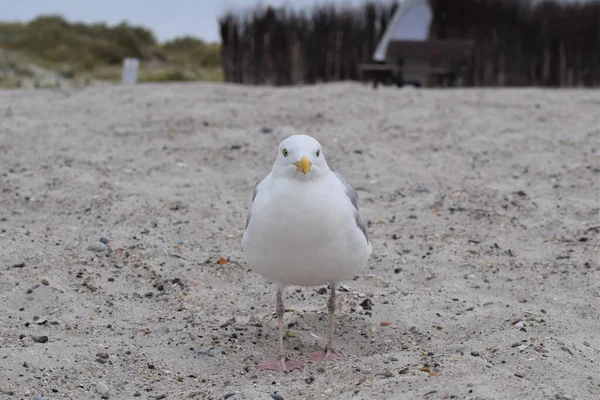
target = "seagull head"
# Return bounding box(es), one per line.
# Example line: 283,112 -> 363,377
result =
272,134 -> 329,179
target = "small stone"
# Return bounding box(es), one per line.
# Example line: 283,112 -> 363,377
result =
583,341 -> 590,347
514,373 -> 524,378
96,382 -> 109,395
463,273 -> 474,280
88,242 -> 108,252
96,358 -> 107,364
409,327 -> 419,334
154,395 -> 166,400
33,316 -> 47,325
99,237 -> 109,244
26,284 -> 40,294
261,126 -> 273,134
382,369 -> 394,378
34,396 -> 48,400
133,392 -> 141,397
359,298 -> 373,311
534,346 -> 548,353
394,266 -> 403,274
271,394 -> 284,400
32,335 -> 48,343
560,346 -> 573,355
86,283 -> 98,292
96,352 -> 109,359
220,317 -> 236,328
41,279 -> 49,286
323,388 -> 333,395
305,376 -> 315,384
223,394 -> 235,400
316,287 -> 327,295
511,342 -> 520,348
338,284 -> 351,292
470,351 -> 480,357
514,321 -> 524,329
144,292 -> 154,298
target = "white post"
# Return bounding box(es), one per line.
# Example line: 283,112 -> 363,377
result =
121,57 -> 140,84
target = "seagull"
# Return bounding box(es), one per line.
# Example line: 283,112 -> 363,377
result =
241,134 -> 372,372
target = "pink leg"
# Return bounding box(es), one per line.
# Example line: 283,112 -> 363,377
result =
258,287 -> 304,372
309,283 -> 342,362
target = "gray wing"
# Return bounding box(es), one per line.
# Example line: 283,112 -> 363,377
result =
332,170 -> 369,243
244,173 -> 269,230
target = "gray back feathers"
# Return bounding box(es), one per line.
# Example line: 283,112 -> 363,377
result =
332,170 -> 369,244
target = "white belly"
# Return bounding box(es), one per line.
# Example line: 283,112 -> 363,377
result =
242,175 -> 371,287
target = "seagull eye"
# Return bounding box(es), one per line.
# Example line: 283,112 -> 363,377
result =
316,150 -> 320,157
282,148 -> 288,157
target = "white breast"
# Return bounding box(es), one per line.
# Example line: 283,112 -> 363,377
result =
242,173 -> 371,287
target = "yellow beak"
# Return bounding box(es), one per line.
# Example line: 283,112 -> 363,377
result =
294,155 -> 312,175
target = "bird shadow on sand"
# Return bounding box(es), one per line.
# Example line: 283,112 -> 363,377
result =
247,306 -> 415,370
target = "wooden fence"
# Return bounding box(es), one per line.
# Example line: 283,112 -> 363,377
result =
219,0 -> 600,87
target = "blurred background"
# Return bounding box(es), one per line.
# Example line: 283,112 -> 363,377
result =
1,0 -> 599,89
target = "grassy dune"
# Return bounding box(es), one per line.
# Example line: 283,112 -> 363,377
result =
0,15 -> 222,88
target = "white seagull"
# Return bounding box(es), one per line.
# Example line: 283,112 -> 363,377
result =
241,134 -> 372,372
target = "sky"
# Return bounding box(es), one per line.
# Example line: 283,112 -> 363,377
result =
1,0 -> 393,43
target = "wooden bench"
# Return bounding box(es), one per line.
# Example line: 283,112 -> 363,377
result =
359,39 -> 476,88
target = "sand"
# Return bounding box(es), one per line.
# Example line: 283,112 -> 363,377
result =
0,82 -> 598,400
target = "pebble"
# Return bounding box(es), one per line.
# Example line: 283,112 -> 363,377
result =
154,395 -> 166,400
338,284 -> 351,292
560,346 -> 573,355
26,284 -> 40,294
88,242 -> 107,252
389,356 -> 399,362
96,382 -> 109,395
99,237 -> 109,244
323,388 -> 333,395
32,335 -> 48,343
514,321 -> 525,330
394,266 -> 403,274
271,395 -> 284,400
33,316 -> 47,325
359,298 -> 373,311
583,341 -> 590,347
41,278 -> 49,286
470,351 -> 480,357
34,396 -> 48,400
409,327 -> 419,334
463,273 -> 474,280
316,287 -> 327,295
261,126 -> 273,134
133,392 -> 141,397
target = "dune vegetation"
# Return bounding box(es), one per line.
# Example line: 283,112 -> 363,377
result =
0,15 -> 222,88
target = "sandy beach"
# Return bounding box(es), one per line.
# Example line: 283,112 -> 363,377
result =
0,82 -> 598,400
